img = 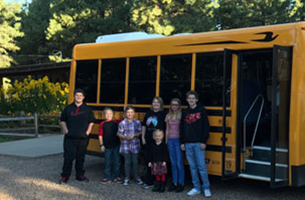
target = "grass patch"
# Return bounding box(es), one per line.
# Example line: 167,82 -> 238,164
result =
0,136 -> 28,143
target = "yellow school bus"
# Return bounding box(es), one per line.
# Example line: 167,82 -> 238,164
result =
68,22 -> 305,187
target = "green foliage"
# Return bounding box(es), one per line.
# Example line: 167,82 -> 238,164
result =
3,0 -> 305,66
132,0 -> 218,35
0,0 -> 23,68
45,0 -> 135,58
0,76 -> 69,115
216,0 -> 299,29
16,0 -> 51,65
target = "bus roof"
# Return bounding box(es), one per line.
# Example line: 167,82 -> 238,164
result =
73,22 -> 305,60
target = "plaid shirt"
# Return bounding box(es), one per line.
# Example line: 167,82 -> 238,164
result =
117,118 -> 142,154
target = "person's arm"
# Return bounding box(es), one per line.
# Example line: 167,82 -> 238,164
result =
86,108 -> 95,135
142,126 -> 146,144
134,120 -> 142,138
200,108 -> 210,150
165,120 -> 169,144
180,112 -> 185,151
117,121 -> 129,140
86,123 -> 94,135
60,121 -> 68,134
60,107 -> 68,134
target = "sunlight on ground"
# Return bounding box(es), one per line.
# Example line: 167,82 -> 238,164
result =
18,178 -> 87,195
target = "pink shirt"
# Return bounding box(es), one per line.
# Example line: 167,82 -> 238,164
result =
165,114 -> 180,139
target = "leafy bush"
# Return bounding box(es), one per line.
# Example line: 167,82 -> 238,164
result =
0,76 -> 69,115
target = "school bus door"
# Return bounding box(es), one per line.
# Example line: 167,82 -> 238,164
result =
222,49 -> 239,179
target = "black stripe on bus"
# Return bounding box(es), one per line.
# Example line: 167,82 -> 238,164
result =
89,134 -> 99,139
206,110 -> 231,116
210,126 -> 231,134
177,40 -> 248,47
206,145 -> 232,153
86,150 -> 104,157
91,124 -> 231,134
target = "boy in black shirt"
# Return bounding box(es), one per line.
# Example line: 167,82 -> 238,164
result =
59,89 -> 94,184
180,91 -> 211,197
98,107 -> 122,184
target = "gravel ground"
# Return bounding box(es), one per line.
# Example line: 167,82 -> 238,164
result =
0,154 -> 304,200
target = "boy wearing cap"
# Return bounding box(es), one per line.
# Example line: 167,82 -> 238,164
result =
59,88 -> 95,184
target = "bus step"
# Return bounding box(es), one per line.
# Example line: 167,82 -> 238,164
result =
239,173 -> 284,182
251,146 -> 288,162
243,159 -> 288,179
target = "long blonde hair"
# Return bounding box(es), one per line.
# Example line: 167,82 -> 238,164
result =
167,98 -> 182,120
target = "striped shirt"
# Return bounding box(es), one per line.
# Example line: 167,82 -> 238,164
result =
117,118 -> 142,154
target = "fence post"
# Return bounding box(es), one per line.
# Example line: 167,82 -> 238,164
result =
34,113 -> 39,137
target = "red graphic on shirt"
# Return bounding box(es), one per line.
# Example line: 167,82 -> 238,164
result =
71,107 -> 85,116
185,112 -> 201,124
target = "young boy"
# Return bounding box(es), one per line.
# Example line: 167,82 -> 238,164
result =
180,91 -> 211,198
98,107 -> 122,184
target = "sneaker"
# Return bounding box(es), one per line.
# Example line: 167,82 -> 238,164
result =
76,175 -> 89,182
204,189 -> 212,198
167,183 -> 177,192
136,178 -> 143,185
123,179 -> 130,186
100,179 -> 110,184
113,178 -> 123,184
187,188 -> 201,196
175,184 -> 184,193
142,183 -> 153,189
59,177 -> 69,184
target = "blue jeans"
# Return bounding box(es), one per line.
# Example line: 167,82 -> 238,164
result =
168,138 -> 185,185
104,146 -> 120,180
185,143 -> 210,190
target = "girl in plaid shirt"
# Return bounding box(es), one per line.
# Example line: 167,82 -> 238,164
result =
117,106 -> 143,186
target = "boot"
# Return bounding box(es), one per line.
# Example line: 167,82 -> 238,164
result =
152,181 -> 161,192
159,182 -> 165,193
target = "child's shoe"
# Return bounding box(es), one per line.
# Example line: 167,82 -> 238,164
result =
59,177 -> 69,184
113,178 -> 123,184
123,178 -> 130,186
159,182 -> 166,193
76,175 -> 89,182
175,184 -> 184,193
136,178 -> 143,185
167,183 -> 177,192
204,189 -> 212,198
100,179 -> 110,184
152,181 -> 161,192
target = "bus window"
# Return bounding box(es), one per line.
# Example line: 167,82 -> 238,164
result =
128,56 -> 157,104
195,52 -> 226,106
160,54 -> 192,105
75,60 -> 98,103
100,58 -> 126,104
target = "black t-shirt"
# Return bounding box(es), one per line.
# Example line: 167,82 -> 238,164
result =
149,141 -> 168,163
60,103 -> 95,139
98,120 -> 120,149
143,110 -> 166,144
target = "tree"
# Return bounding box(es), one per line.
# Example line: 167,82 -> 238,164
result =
45,0 -> 135,59
0,0 -> 23,68
16,0 -> 51,64
216,0 -> 298,30
132,0 -> 219,35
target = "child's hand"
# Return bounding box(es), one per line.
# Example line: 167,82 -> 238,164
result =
100,145 -> 105,152
129,134 -> 135,140
148,162 -> 152,167
162,162 -> 166,166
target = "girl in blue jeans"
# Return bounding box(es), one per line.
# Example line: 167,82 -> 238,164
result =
165,98 -> 184,192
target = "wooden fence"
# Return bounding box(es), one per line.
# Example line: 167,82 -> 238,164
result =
0,114 -> 61,137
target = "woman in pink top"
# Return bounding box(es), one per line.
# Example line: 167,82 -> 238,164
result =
165,98 -> 185,192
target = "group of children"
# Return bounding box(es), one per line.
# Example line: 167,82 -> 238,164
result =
98,91 -> 211,198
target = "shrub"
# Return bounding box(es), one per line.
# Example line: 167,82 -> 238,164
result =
0,76 -> 69,115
